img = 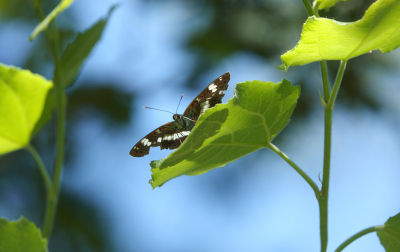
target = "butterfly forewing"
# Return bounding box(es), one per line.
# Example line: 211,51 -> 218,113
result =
183,72 -> 230,121
130,72 -> 230,157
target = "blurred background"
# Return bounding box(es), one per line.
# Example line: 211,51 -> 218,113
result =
0,0 -> 399,251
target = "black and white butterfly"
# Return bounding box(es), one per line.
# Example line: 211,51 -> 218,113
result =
130,72 -> 230,157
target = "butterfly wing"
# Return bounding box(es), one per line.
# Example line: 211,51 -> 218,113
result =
129,122 -> 191,157
183,72 -> 230,120
130,72 -> 230,157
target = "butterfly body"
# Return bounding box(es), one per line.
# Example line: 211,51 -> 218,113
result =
130,72 -> 230,157
172,114 -> 194,130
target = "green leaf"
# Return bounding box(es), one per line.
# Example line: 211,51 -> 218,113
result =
0,64 -> 54,155
29,0 -> 75,41
281,0 -> 400,69
150,79 -> 300,188
59,5 -> 117,87
0,217 -> 48,252
377,213 -> 400,252
315,0 -> 348,10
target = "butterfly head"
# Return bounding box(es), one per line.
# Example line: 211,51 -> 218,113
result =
173,114 -> 184,126
172,114 -> 181,121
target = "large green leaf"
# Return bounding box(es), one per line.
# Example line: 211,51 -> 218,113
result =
281,0 -> 400,69
0,217 -> 48,252
377,213 -> 400,252
0,64 -> 54,155
29,0 -> 75,41
150,79 -> 300,188
59,5 -> 117,87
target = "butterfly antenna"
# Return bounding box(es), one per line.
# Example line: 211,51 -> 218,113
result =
175,94 -> 196,122
176,94 -> 184,114
143,107 -> 174,115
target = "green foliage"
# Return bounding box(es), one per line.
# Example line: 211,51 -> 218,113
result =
281,0 -> 400,69
377,213 -> 400,252
59,5 -> 117,87
150,79 -> 300,188
0,0 -> 121,251
0,217 -> 48,252
30,0 -> 75,41
0,64 -> 54,155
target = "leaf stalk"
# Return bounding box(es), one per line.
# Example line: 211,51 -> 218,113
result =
25,144 -> 52,192
267,143 -> 320,200
334,226 -> 383,252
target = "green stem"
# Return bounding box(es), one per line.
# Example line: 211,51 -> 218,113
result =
31,1 -> 67,241
25,144 -> 52,192
327,61 -> 347,109
335,226 -> 383,252
42,21 -> 66,241
313,2 -> 321,17
318,194 -> 328,252
319,60 -> 347,252
267,143 -> 320,200
301,0 -> 314,16
320,61 -> 330,103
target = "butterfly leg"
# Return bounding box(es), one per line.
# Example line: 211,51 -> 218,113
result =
178,131 -> 184,145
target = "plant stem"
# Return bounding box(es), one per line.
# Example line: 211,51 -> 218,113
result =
313,2 -> 321,17
31,2 -> 67,240
25,144 -> 52,192
327,61 -> 347,109
42,20 -> 66,240
334,226 -> 383,252
319,60 -> 347,252
301,0 -> 314,16
320,61 -> 330,103
268,143 -> 320,200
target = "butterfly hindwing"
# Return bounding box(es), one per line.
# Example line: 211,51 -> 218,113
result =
130,72 -> 230,157
129,122 -> 190,157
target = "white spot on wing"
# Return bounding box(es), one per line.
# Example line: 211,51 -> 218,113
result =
157,137 -> 162,143
140,138 -> 152,146
208,83 -> 217,93
181,131 -> 190,136
200,100 -> 210,114
162,131 -> 190,141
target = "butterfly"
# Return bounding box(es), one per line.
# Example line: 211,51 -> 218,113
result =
130,72 -> 230,157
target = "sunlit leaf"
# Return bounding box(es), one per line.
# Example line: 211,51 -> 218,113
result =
150,79 -> 300,188
0,64 -> 54,155
29,0 -> 75,41
59,5 -> 117,87
281,0 -> 400,69
0,217 -> 48,252
377,213 -> 400,252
